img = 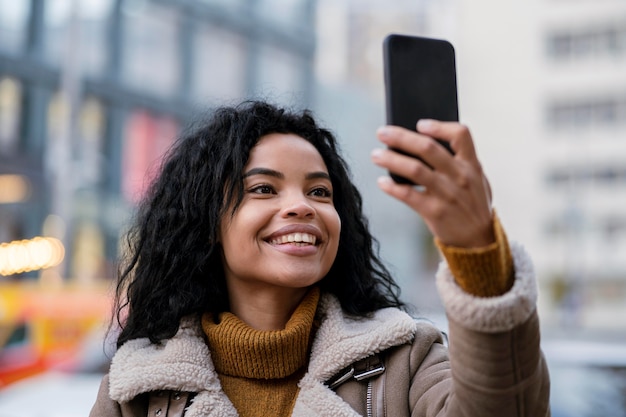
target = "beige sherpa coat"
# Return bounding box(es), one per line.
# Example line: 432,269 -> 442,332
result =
90,242 -> 550,417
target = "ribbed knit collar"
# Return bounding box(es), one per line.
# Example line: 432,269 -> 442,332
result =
201,287 -> 320,380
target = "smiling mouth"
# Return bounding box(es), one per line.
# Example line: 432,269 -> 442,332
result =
268,233 -> 318,246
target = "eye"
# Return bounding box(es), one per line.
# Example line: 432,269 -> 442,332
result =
309,186 -> 332,198
249,184 -> 276,195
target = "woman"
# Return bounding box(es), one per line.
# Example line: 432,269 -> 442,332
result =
90,101 -> 550,416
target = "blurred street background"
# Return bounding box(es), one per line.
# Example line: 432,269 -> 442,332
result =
0,0 -> 625,415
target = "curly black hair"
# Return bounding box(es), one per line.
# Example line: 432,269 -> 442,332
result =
114,100 -> 404,347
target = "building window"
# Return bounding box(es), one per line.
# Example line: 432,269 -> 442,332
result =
547,22 -> 626,60
192,25 -> 247,103
256,0 -> 309,29
546,214 -> 626,242
197,0 -> 247,9
78,97 -> 106,187
0,77 -> 22,155
43,0 -> 113,76
121,3 -> 182,98
255,43 -> 306,105
545,166 -> 626,188
603,217 -> 626,241
546,95 -> 626,130
0,2 -> 30,54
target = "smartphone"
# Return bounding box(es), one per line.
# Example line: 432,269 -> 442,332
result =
383,34 -> 459,184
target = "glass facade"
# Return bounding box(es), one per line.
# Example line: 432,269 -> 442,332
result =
193,25 -> 247,102
121,2 -> 181,97
256,43 -> 307,103
0,0 -> 317,281
0,77 -> 21,154
0,2 -> 30,54
256,0 -> 310,29
42,0 -> 113,76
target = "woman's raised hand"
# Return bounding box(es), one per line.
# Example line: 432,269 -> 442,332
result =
371,119 -> 494,249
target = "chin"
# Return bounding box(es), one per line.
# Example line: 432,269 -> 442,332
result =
273,272 -> 326,289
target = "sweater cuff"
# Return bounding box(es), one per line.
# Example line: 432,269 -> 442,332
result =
436,241 -> 538,333
435,211 -> 515,297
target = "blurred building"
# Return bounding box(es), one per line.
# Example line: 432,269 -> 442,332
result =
458,0 -> 626,333
3,0 -> 623,333
538,2 -> 626,332
0,0 -> 316,281
314,0 -> 626,333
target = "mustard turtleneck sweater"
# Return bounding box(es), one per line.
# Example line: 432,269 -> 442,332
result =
202,287 -> 320,417
436,211 -> 515,297
200,213 -> 513,416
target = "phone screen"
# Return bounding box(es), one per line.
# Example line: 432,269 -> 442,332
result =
383,34 -> 459,184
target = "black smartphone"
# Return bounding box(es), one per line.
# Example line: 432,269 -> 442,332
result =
383,33 -> 459,184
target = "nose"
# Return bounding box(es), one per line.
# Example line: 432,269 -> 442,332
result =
281,194 -> 315,218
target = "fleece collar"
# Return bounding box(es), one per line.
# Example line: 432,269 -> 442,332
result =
108,293 -> 417,416
293,296 -> 417,416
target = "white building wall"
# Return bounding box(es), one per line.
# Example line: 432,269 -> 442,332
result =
314,0 -> 626,332
458,0 -> 626,330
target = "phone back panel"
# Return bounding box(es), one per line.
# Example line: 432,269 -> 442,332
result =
383,34 -> 459,131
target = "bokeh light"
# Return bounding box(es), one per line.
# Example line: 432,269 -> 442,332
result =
0,237 -> 65,276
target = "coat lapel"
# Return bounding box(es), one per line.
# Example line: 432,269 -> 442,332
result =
108,316 -> 220,402
292,374 -> 362,417
288,295 -> 417,417
307,295 -> 417,382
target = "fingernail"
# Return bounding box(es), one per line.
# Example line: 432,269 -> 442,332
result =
417,119 -> 434,131
377,126 -> 392,138
371,148 -> 384,159
377,176 -> 393,186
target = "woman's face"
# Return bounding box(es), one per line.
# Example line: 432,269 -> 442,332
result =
219,133 -> 341,296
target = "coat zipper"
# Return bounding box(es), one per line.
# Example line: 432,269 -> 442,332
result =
366,379 -> 373,417
325,354 -> 385,417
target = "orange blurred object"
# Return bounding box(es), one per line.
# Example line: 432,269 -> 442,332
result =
0,281 -> 112,388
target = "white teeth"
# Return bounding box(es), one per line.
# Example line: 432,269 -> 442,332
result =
270,233 -> 317,245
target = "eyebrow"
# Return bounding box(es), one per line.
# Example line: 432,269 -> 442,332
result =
306,171 -> 331,181
243,167 -> 331,181
243,168 -> 283,179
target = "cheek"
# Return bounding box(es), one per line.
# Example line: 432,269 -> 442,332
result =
325,209 -> 342,251
221,208 -> 266,249
333,215 -> 342,243
218,215 -> 243,256
324,213 -> 341,274
329,207 -> 341,233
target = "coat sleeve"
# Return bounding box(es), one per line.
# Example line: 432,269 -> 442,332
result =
90,374 -> 149,417
89,375 -> 122,417
406,242 -> 551,417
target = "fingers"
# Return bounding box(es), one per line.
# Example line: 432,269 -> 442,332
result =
375,121 -> 482,182
376,125 -> 456,175
375,175 -> 429,214
370,146 -> 433,190
374,120 -> 479,186
372,120 -> 495,248
370,144 -> 464,214
416,119 -> 478,162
